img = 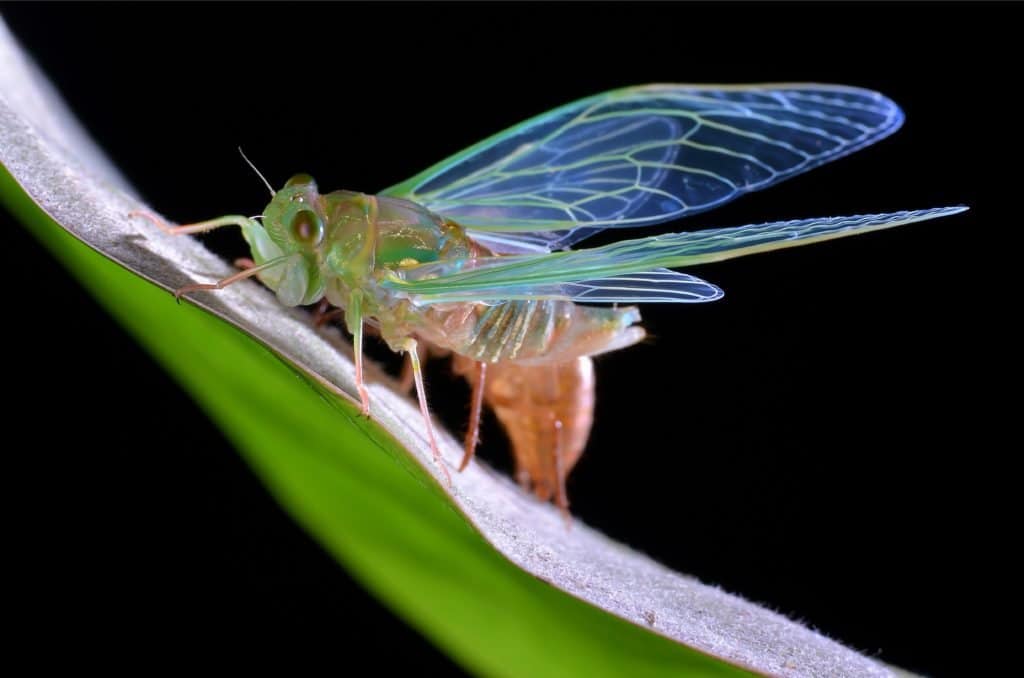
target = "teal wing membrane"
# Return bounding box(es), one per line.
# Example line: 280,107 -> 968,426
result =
382,84 -> 906,252
382,207 -> 967,304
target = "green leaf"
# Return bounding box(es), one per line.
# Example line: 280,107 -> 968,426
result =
0,20 -> 906,678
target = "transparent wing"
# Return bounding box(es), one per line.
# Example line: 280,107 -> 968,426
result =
401,268 -> 724,304
564,269 -> 723,304
382,84 -> 906,252
465,232 -> 571,255
382,207 -> 966,303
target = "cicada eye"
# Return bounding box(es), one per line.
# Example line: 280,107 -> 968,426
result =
290,209 -> 324,246
285,173 -> 317,189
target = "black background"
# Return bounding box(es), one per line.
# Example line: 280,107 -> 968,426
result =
4,3 -> 1006,675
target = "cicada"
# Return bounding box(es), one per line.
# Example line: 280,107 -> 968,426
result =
145,84 -> 965,512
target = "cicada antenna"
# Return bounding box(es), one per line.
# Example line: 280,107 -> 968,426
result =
238,147 -> 275,197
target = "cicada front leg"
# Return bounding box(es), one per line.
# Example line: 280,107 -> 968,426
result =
132,210 -> 255,238
170,259 -> 289,301
131,211 -> 291,300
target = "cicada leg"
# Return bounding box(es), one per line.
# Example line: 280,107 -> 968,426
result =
397,342 -> 428,394
400,338 -> 451,487
130,210 -> 256,237
345,292 -> 372,417
172,256 -> 292,301
130,211 -> 287,300
459,361 -> 487,472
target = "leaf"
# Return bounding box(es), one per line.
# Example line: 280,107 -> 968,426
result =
0,20 -> 905,677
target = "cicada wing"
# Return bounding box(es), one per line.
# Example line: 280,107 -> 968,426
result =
382,207 -> 967,302
382,84 -> 906,252
458,230 -> 557,255
562,269 -> 724,304
397,268 -> 724,305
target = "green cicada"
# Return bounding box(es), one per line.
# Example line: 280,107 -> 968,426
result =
145,84 -> 965,510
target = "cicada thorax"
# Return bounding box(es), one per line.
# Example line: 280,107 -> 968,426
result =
453,355 -> 595,510
317,192 -> 478,315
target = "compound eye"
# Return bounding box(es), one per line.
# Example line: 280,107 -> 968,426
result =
290,209 -> 324,246
285,173 -> 317,189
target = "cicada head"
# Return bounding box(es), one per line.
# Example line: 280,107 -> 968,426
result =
243,173 -> 326,306
261,173 -> 325,250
